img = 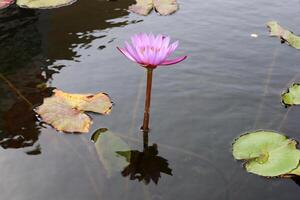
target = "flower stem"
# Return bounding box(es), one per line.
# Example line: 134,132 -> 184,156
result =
142,68 -> 153,132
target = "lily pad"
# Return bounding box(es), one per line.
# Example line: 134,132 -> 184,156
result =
91,129 -> 131,177
129,0 -> 179,16
129,0 -> 153,16
35,89 -> 112,133
153,0 -> 178,16
245,140 -> 300,177
267,21 -> 300,49
232,130 -> 288,160
0,0 -> 14,9
233,130 -> 300,177
282,83 -> 300,106
16,0 -> 77,9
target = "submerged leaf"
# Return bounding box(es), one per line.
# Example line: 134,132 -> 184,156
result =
16,0 -> 77,9
153,0 -> 178,16
282,83 -> 300,106
92,129 -> 131,177
129,0 -> 153,16
35,90 -> 112,133
0,0 -> 14,9
232,130 -> 300,177
267,21 -> 300,49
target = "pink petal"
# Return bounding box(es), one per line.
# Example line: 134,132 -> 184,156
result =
117,47 -> 137,62
166,41 -> 179,57
160,56 -> 187,66
125,41 -> 142,63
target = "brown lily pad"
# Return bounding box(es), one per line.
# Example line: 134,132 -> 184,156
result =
153,0 -> 178,16
35,89 -> 112,133
129,0 -> 179,16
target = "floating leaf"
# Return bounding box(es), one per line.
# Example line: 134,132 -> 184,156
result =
0,0 -> 14,9
35,90 -> 112,133
287,165 -> 300,176
16,0 -> 77,9
282,83 -> 300,106
267,21 -> 300,49
153,0 -> 178,16
129,0 -> 153,16
92,129 -> 131,177
232,130 -> 300,177
245,140 -> 300,177
233,131 -> 288,160
129,0 -> 179,16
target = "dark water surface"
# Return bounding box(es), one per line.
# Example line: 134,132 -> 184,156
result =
1,0 -> 300,199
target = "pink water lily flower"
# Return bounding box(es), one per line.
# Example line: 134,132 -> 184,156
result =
117,33 -> 187,68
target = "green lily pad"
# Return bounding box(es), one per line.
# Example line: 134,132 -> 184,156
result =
233,130 -> 300,177
282,83 -> 300,106
287,165 -> 300,176
16,0 -> 77,9
92,129 -> 131,178
267,21 -> 300,50
233,130 -> 288,160
245,140 -> 300,177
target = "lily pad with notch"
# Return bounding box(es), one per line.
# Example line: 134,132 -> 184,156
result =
282,83 -> 300,107
35,89 -> 112,133
233,130 -> 300,177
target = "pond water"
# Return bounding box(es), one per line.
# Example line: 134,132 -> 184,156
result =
1,0 -> 300,199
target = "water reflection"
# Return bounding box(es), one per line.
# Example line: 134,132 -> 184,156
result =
118,132 -> 173,185
91,129 -> 172,184
0,0 -> 139,152
45,0 -> 139,61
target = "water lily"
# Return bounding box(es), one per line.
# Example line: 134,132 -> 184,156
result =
118,33 -> 187,132
117,33 -> 187,68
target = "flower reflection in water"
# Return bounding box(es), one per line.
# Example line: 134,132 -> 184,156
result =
92,129 -> 172,184
118,132 -> 173,185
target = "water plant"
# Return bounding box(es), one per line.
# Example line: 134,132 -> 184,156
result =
35,89 -> 112,133
282,83 -> 300,106
0,0 -> 77,9
129,0 -> 179,16
267,21 -> 300,50
232,130 -> 300,177
117,33 -> 187,132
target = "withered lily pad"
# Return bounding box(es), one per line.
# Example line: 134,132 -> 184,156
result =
16,0 -> 77,9
267,21 -> 300,49
0,0 -> 14,9
282,83 -> 300,106
35,90 -> 112,133
153,0 -> 178,15
129,0 -> 153,16
129,0 -> 179,16
92,129 -> 131,177
233,130 -> 300,177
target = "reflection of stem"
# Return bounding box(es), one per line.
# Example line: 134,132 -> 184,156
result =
143,131 -> 149,151
0,73 -> 33,107
142,68 -> 153,132
114,132 -> 229,200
